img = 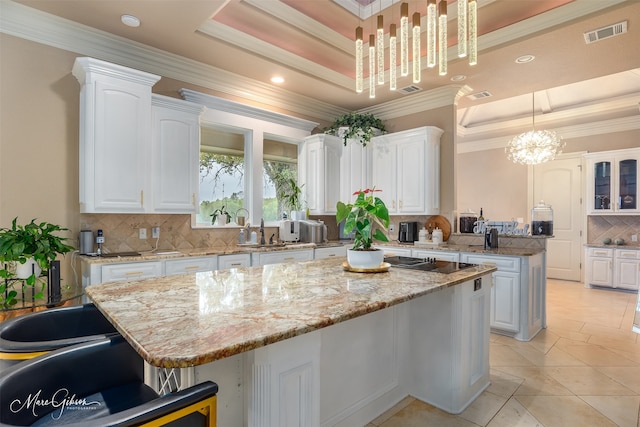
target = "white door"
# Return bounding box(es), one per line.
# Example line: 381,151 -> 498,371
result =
532,154 -> 583,281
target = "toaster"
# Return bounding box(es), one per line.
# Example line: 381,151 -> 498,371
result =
279,220 -> 300,242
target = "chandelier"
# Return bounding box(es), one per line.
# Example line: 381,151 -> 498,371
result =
355,0 -> 477,97
505,93 -> 565,165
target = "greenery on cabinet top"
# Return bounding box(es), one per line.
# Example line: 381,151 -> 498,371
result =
323,113 -> 386,147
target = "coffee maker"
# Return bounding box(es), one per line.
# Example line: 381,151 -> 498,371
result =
398,222 -> 418,242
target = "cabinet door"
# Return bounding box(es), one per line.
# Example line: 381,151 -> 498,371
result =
615,156 -> 639,213
340,142 -> 372,202
371,138 -> 398,213
314,245 -> 347,260
101,262 -> 162,283
491,271 -> 521,333
165,256 -> 217,276
217,254 -> 251,269
614,258 -> 639,291
589,159 -> 613,214
303,135 -> 341,215
252,249 -> 314,266
587,256 -> 613,287
397,138 -> 425,213
412,249 -> 459,262
152,96 -> 202,213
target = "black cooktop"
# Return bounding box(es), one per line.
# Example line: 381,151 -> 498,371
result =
385,256 -> 476,274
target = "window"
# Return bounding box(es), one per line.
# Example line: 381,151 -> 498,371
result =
197,126 -> 246,226
196,126 -> 299,227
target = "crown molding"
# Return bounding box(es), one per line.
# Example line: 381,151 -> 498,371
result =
457,116 -> 640,154
180,89 -> 318,132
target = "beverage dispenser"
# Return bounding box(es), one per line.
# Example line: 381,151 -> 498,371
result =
531,201 -> 553,236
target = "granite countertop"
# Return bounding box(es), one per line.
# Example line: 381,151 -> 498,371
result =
80,242 -> 345,264
86,258 -> 496,368
380,241 -> 546,257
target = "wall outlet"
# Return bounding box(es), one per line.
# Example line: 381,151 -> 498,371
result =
139,228 -> 147,239
632,234 -> 638,242
152,226 -> 160,239
389,224 -> 395,233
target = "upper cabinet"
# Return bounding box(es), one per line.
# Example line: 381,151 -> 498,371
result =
300,134 -> 342,215
73,57 -> 203,214
371,126 -> 443,215
585,148 -> 640,215
151,95 -> 204,213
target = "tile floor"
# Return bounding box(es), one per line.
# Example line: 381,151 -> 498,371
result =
367,279 -> 640,427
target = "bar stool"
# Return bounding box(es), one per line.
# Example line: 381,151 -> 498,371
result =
0,335 -> 218,426
0,303 -> 118,372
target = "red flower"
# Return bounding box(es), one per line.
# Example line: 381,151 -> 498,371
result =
352,188 -> 382,195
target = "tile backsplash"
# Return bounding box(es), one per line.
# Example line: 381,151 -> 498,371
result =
79,214 -> 279,253
587,215 -> 640,244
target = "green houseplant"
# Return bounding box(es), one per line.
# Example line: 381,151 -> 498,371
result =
0,218 -> 75,307
277,177 -> 305,217
336,189 -> 390,268
210,206 -> 232,225
324,113 -> 386,147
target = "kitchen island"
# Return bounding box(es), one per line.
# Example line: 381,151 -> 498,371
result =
86,257 -> 496,427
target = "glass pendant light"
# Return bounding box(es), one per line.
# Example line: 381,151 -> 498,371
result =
506,93 -> 565,165
458,0 -> 468,58
438,0 -> 448,76
389,24 -> 397,90
426,0 -> 436,68
400,2 -> 409,76
355,26 -> 363,93
412,12 -> 421,83
468,0 -> 478,65
369,34 -> 376,98
377,15 -> 384,85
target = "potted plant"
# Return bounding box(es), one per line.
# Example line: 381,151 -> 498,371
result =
0,218 -> 75,307
277,177 -> 305,219
324,113 -> 386,147
336,188 -> 390,268
210,206 -> 232,226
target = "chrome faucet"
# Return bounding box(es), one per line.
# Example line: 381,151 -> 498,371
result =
260,218 -> 265,245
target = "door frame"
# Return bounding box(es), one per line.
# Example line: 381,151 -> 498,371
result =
527,151 -> 587,283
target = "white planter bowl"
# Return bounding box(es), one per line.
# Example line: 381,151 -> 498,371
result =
14,257 -> 42,279
347,248 -> 384,269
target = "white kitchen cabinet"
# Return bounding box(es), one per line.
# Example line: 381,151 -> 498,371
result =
300,134 -> 341,215
412,249 -> 459,262
151,95 -> 204,213
339,140 -> 372,203
101,261 -> 163,283
314,245 -> 347,260
371,126 -> 442,215
217,253 -> 252,269
585,148 -> 640,215
586,247 -> 639,291
460,252 -> 544,341
251,249 -> 313,266
73,57 -> 160,213
377,245 -> 413,257
165,256 -> 217,276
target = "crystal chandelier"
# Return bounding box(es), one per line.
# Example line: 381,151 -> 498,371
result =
354,0 -> 478,97
506,93 -> 565,165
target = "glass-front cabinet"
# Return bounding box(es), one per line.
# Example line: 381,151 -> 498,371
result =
585,148 -> 640,215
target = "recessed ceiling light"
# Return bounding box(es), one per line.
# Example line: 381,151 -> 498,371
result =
271,76 -> 285,84
450,74 -> 466,82
515,55 -> 535,64
121,14 -> 140,28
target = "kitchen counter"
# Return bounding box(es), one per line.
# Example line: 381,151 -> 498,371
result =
584,243 -> 640,249
86,257 -> 496,425
378,241 -> 546,257
86,257 -> 495,368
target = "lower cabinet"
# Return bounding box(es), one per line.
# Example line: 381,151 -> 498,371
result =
165,256 -> 217,276
460,252 -> 545,341
100,261 -> 163,283
217,253 -> 251,269
585,247 -> 640,291
251,249 -> 314,266
314,245 -> 347,259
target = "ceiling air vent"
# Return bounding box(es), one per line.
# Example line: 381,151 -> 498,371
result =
467,90 -> 492,100
397,85 -> 422,95
584,21 -> 627,44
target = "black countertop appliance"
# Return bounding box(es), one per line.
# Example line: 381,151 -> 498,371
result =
398,221 -> 419,242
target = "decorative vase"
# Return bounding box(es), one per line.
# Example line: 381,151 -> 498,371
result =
216,216 -> 228,226
347,248 -> 384,269
14,257 -> 42,279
